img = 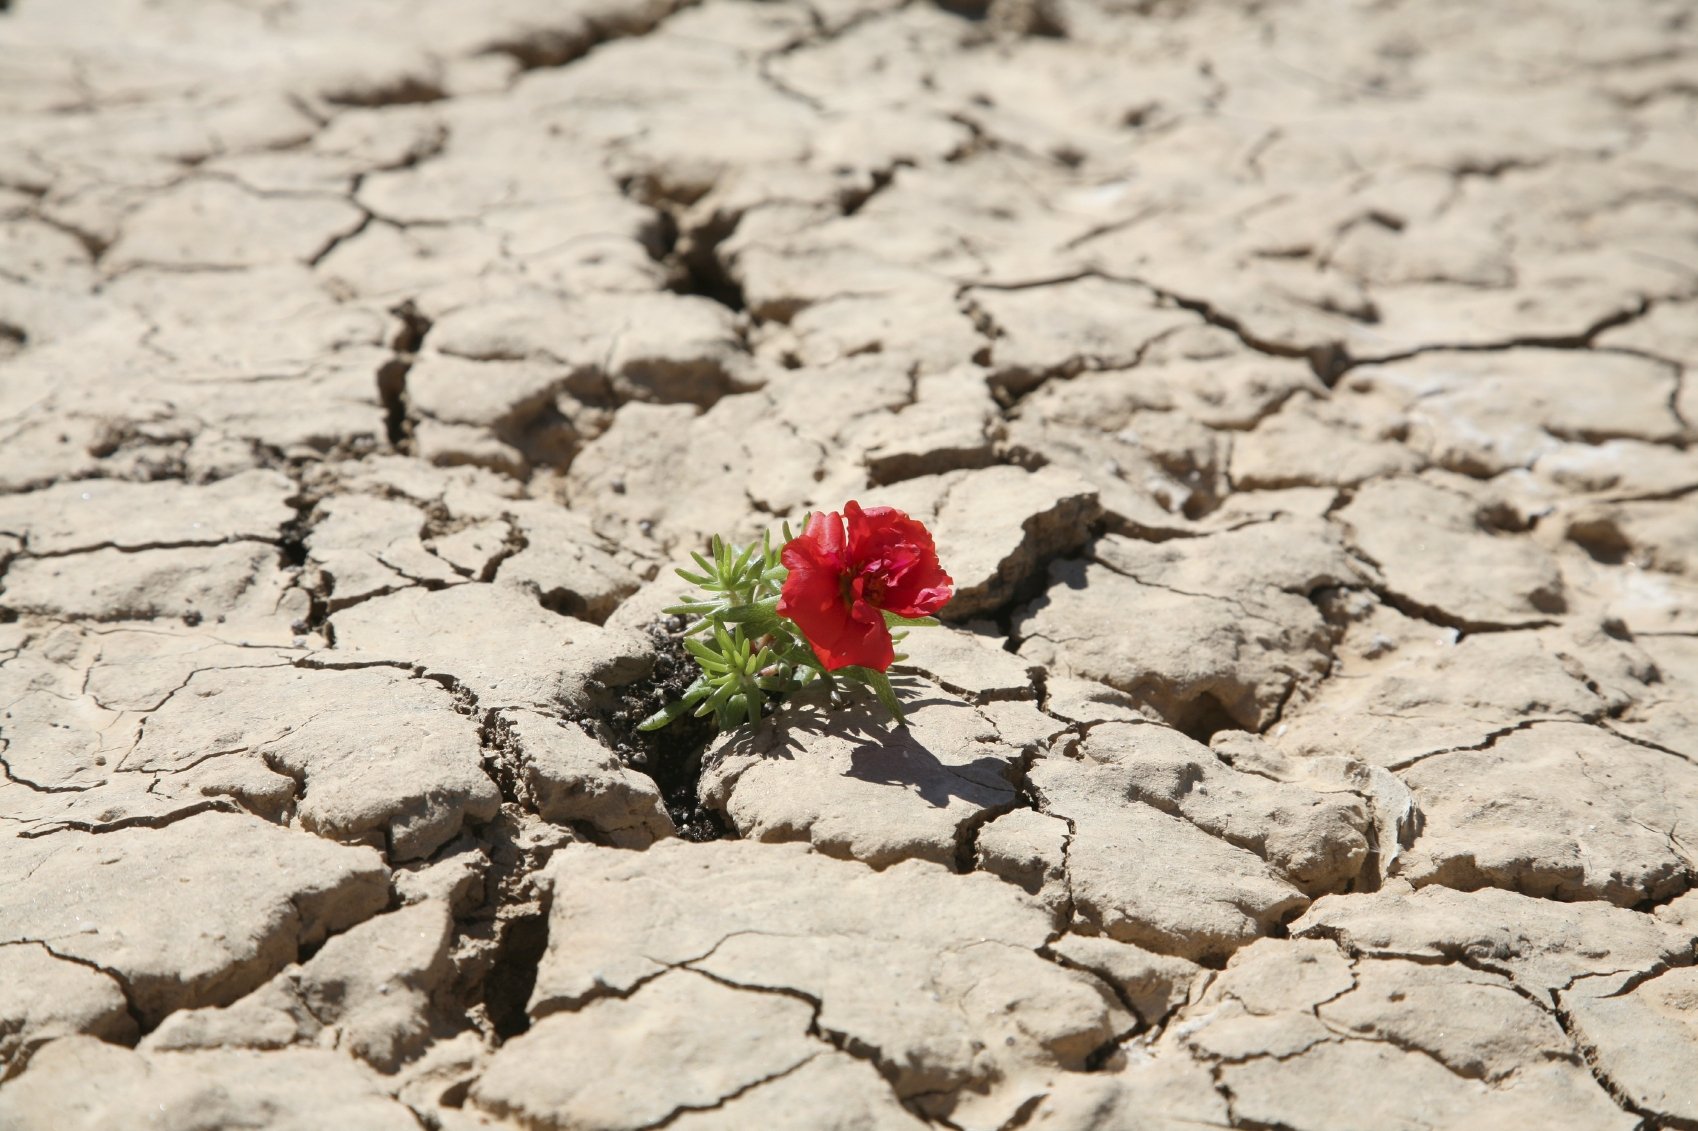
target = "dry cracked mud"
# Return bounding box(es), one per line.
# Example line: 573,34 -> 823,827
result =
1,0 -> 1696,1128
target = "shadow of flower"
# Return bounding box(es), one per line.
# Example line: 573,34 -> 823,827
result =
708,675 -> 1016,811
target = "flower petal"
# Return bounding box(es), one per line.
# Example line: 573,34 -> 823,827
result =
778,509 -> 897,671
844,500 -> 954,618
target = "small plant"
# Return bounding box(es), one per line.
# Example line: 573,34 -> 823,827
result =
639,502 -> 953,732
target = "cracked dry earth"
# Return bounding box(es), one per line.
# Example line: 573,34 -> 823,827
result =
2,0 -> 1697,1129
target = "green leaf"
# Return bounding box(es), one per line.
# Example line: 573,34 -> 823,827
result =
674,568 -> 712,586
881,611 -> 940,629
731,539 -> 758,578
684,637 -> 728,670
706,678 -> 737,711
720,601 -> 788,639
662,600 -> 717,616
637,699 -> 691,731
636,679 -> 710,731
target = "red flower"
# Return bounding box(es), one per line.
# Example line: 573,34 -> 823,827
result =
777,502 -> 954,672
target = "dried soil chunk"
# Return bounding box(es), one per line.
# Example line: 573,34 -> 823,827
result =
1342,349 -> 1684,476
128,666 -> 499,860
406,352 -> 567,432
1612,634 -> 1698,761
0,543 -> 297,624
880,464 -> 1101,620
353,139 -> 633,226
894,626 -> 1037,701
324,581 -> 652,711
786,289 -> 985,380
429,290 -> 748,407
103,178 -> 365,271
1230,392 -> 1423,489
1174,936 -> 1626,1124
0,633 -> 141,791
563,400 -> 747,551
167,351 -> 395,454
83,624 -> 299,710
1565,497 -> 1698,577
969,276 -> 1196,400
859,366 -> 1000,485
144,901 -> 453,1073
0,943 -> 137,1081
0,813 -> 388,1027
106,264 -> 385,379
1533,439 -> 1698,498
1002,403 -> 1230,535
1319,959 -> 1578,1082
1221,1036 -> 1634,1131
1030,740 -> 1309,961
0,470 -> 294,555
532,841 -> 1128,1130
307,494 -> 460,610
1024,1052 -> 1230,1131
1562,967 -> 1698,1127
666,1052 -> 931,1131
1176,938 -> 1350,1062
0,1038 -> 421,1131
474,970 -> 818,1131
976,807 -> 1071,922
699,681 -> 1022,870
1017,518 -> 1361,731
1396,721 -> 1698,907
1338,476 -> 1565,628
1046,935 -> 1201,1028
1273,609 -> 1614,768
425,517 -> 511,579
499,708 -> 673,847
495,505 -> 641,624
1561,551 -> 1698,636
1596,296 -> 1698,367
1026,329 -> 1326,430
1292,884 -> 1691,997
1041,677 -> 1146,726
1079,723 -> 1371,894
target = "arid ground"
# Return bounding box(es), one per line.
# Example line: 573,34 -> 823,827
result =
2,0 -> 1697,1127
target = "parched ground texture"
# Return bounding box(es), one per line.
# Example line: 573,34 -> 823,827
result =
2,0 -> 1697,1127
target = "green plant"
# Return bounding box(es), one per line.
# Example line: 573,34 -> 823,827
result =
638,509 -> 949,733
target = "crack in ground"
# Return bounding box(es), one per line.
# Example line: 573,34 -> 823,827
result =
12,937 -> 148,1045
1386,716 -> 1580,773
1334,297 -> 1661,379
1552,987 -> 1697,1131
15,536 -> 278,561
377,299 -> 431,454
680,964 -> 919,1109
1339,543 -> 1561,637
639,1052 -> 821,1131
1601,722 -> 1697,766
17,796 -> 238,839
481,0 -> 705,74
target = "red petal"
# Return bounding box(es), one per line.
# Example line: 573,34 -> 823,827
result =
786,509 -> 846,570
844,501 -> 953,618
778,569 -> 893,671
778,510 -> 897,671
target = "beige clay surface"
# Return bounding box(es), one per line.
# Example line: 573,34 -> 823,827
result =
1,0 -> 1696,1127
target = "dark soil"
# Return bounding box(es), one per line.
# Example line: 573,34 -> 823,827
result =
589,617 -> 728,841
